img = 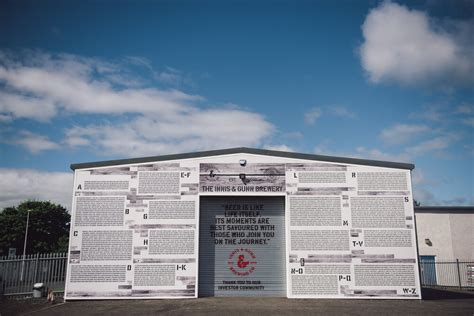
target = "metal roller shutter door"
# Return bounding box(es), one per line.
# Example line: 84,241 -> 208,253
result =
199,196 -> 286,297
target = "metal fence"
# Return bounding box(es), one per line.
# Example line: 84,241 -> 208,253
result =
0,253 -> 67,296
420,259 -> 474,290
0,253 -> 472,296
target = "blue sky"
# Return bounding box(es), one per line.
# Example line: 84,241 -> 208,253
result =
0,0 -> 473,209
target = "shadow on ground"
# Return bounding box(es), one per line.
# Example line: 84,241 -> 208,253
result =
421,287 -> 474,300
1,288 -> 474,316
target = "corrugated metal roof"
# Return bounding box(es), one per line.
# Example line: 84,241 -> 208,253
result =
70,147 -> 415,170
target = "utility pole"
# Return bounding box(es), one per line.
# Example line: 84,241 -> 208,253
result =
20,210 -> 31,282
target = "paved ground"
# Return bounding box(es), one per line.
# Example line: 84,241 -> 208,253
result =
1,288 -> 473,316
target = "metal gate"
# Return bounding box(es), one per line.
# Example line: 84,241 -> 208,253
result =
420,255 -> 437,286
199,196 -> 286,297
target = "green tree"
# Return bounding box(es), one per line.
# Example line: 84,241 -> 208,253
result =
0,200 -> 70,256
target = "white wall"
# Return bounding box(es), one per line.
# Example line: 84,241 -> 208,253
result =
416,211 -> 474,261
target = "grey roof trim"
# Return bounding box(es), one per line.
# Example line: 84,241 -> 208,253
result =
415,206 -> 474,213
70,147 -> 415,170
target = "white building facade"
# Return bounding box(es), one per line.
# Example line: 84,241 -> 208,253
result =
65,148 -> 421,300
415,206 -> 474,288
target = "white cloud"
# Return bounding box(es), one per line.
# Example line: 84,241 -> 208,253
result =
411,169 -> 425,186
304,105 -> 356,125
413,187 -> 438,205
360,2 -> 474,86
304,107 -> 322,125
441,196 -> 471,206
355,146 -> 412,163
0,51 -> 201,122
409,105 -> 444,122
134,109 -> 272,142
63,131 -> 91,147
154,66 -> 193,86
405,136 -> 452,156
124,56 -> 153,70
359,134 -> 458,161
314,143 -> 412,163
454,103 -> 474,127
465,144 -> 474,157
328,106 -> 357,119
0,92 -> 57,122
357,135 -> 458,162
65,108 -> 274,157
7,130 -> 59,154
411,168 -> 443,188
263,144 -> 294,152
313,146 -> 330,156
413,186 -> 472,206
462,117 -> 474,127
0,168 -> 73,210
282,131 -> 303,140
380,124 -> 430,145
124,57 -> 192,86
316,129 -> 458,164
456,103 -> 474,115
0,51 -> 276,155
155,71 -> 182,84
0,114 -> 12,122
410,103 -> 474,127
313,139 -> 336,156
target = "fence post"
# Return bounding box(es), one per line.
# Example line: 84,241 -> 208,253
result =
32,253 -> 39,284
456,259 -> 462,290
1,260 -> 4,296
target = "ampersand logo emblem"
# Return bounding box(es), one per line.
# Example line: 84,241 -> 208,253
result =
228,248 -> 257,276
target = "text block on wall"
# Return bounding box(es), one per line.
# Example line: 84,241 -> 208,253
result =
65,162 -> 199,299
286,163 -> 421,299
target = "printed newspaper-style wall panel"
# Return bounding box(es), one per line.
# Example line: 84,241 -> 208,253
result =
65,162 -> 199,299
286,163 -> 421,298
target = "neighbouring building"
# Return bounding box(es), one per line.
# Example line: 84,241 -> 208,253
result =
415,206 -> 474,288
65,147 -> 421,300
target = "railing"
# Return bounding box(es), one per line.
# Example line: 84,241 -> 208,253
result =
1,252 -> 472,296
420,259 -> 474,290
0,253 -> 67,296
